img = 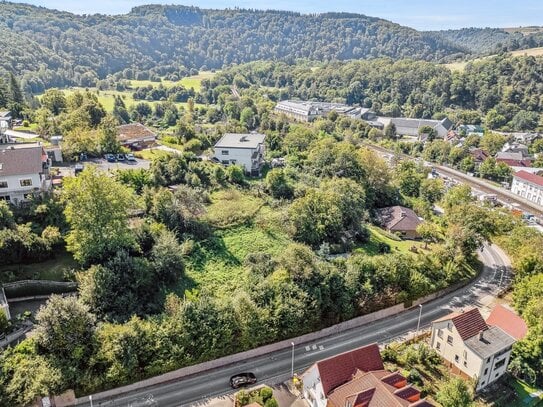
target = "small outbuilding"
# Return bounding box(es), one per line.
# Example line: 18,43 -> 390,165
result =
376,206 -> 423,239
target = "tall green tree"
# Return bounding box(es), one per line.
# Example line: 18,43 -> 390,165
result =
62,166 -> 135,264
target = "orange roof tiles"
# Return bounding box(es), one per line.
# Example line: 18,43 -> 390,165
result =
486,304 -> 528,340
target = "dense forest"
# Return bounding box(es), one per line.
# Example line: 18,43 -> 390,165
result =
0,2 -> 467,93
204,55 -> 543,130
429,27 -> 543,55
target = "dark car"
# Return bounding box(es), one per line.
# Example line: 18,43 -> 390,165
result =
105,153 -> 116,162
230,372 -> 257,389
116,153 -> 126,161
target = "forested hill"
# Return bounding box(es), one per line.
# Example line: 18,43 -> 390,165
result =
0,2 -> 468,93
429,27 -> 543,54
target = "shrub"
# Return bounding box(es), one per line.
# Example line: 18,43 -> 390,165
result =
408,368 -> 423,386
260,387 -> 273,402
264,399 -> 278,407
185,138 -> 203,152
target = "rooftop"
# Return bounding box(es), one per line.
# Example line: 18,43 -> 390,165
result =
433,307 -> 489,341
315,343 -> 384,396
0,144 -> 46,177
464,326 -> 516,359
377,206 -> 422,232
388,117 -> 453,131
0,111 -> 11,119
215,133 -> 266,149
117,123 -> 156,142
486,304 -> 528,340
514,170 -> 543,188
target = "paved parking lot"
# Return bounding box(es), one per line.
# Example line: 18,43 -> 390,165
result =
53,157 -> 151,177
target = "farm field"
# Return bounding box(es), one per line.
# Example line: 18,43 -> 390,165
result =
443,46 -> 543,72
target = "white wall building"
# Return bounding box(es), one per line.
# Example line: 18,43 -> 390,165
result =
213,133 -> 266,175
0,143 -> 50,204
511,170 -> 543,207
430,308 -> 516,391
274,100 -> 375,122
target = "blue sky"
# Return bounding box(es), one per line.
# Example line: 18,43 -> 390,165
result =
12,0 -> 543,30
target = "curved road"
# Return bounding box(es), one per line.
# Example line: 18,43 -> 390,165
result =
78,244 -> 510,407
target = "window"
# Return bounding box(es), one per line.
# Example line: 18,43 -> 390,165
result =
437,329 -> 443,339
19,179 -> 32,187
463,361 -> 468,367
455,355 -> 459,363
495,372 -> 499,378
484,368 -> 488,375
481,381 -> 486,386
447,322 -> 452,331
221,160 -> 229,165
436,342 -> 441,351
447,335 -> 453,345
463,350 -> 467,359
0,181 -> 7,188
486,358 -> 491,364
221,150 -> 229,155
494,359 -> 506,369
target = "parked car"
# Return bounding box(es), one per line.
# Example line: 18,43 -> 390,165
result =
116,153 -> 126,161
105,153 -> 116,162
230,373 -> 257,389
126,153 -> 136,162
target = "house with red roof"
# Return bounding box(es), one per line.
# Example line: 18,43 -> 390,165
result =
430,308 -> 516,392
511,170 -> 543,207
301,343 -> 433,407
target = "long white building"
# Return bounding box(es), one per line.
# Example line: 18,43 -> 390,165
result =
274,100 -> 375,122
511,170 -> 543,207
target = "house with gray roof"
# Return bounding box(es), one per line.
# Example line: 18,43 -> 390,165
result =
0,143 -> 50,204
376,206 -> 423,239
431,308 -> 516,391
213,133 -> 266,175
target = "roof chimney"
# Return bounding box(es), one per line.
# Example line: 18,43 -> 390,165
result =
478,330 -> 484,341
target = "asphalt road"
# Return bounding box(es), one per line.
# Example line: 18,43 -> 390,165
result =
77,243 -> 510,407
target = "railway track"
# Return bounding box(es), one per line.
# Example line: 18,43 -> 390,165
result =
365,143 -> 543,219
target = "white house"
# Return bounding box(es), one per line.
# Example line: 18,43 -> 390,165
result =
213,133 -> 266,175
302,343 -> 433,407
0,143 -> 50,204
430,308 -> 516,391
511,170 -> 543,207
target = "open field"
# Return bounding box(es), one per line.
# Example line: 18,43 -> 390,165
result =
178,190 -> 292,295
443,46 -> 543,72
129,71 -> 216,92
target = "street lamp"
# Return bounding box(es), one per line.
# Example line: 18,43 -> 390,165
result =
415,304 -> 423,342
291,342 -> 295,377
89,395 -> 93,407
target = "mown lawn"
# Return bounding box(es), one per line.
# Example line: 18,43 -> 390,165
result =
129,71 -> 215,92
508,378 -> 543,407
0,250 -> 78,283
134,148 -> 173,160
355,225 -> 425,255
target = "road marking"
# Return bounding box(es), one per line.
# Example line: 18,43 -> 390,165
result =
319,345 -> 324,350
305,346 -> 310,351
312,345 -> 317,350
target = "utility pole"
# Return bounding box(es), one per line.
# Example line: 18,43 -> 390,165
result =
291,342 -> 295,377
415,304 -> 423,342
89,395 -> 93,407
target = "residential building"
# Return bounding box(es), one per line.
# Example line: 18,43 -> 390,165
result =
501,142 -> 530,156
457,124 -> 484,136
377,206 -> 423,239
274,100 -> 375,122
430,308 -> 516,391
486,305 -> 527,341
213,133 -> 266,175
511,170 -> 543,207
0,111 -> 11,144
117,123 -> 157,149
302,343 -> 433,407
469,148 -> 490,166
495,151 -> 532,167
0,143 -> 51,204
509,132 -> 541,145
377,117 -> 453,139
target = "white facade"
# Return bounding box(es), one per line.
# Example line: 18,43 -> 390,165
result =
511,174 -> 543,207
213,133 -> 266,175
301,364 -> 326,407
430,321 -> 514,391
0,172 -> 47,204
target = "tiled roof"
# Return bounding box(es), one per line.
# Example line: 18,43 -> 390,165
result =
327,370 -> 430,407
452,308 -> 489,341
433,308 -> 489,341
316,343 -> 384,396
381,372 -> 407,388
514,170 -> 543,188
377,206 -> 422,233
0,144 -> 45,177
117,123 -> 156,142
486,304 -> 528,340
